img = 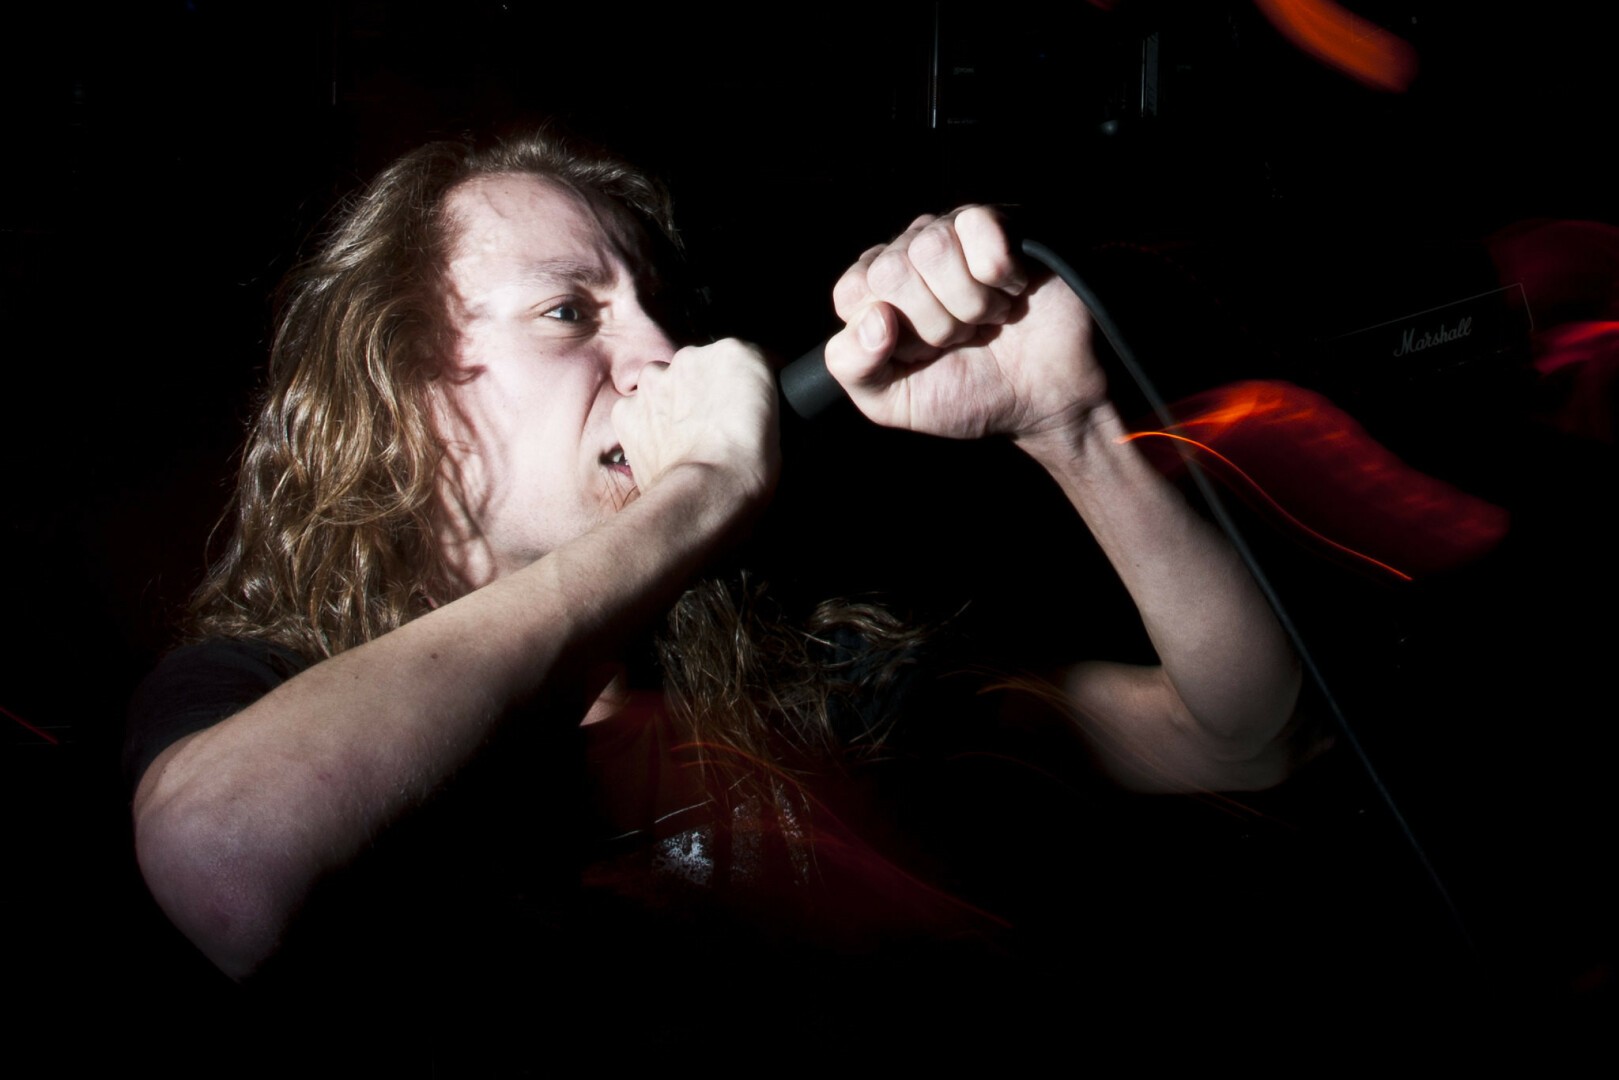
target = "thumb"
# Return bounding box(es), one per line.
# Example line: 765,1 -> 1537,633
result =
825,301 -> 898,391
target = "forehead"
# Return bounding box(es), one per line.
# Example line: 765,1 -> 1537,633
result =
444,173 -> 649,285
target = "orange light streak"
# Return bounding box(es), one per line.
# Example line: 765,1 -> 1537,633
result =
1124,430 -> 1414,581
1253,0 -> 1417,93
1126,381 -> 1509,577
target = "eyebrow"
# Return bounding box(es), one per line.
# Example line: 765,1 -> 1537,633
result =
517,258 -> 620,291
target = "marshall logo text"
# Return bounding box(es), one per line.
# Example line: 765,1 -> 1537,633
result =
1394,316 -> 1473,357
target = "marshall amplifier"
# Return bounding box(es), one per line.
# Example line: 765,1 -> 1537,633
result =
1309,283 -> 1537,442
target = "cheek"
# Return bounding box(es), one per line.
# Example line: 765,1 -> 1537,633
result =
433,361 -> 553,459
427,380 -> 508,517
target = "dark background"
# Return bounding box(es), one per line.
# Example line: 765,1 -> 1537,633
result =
5,0 -> 1615,1059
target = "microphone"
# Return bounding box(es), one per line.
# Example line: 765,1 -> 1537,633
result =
779,342 -> 844,420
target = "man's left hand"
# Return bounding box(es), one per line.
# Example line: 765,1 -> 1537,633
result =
823,206 -> 1105,446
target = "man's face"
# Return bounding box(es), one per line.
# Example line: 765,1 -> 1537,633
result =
433,173 -> 676,588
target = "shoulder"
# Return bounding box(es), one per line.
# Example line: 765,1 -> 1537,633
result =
124,638 -> 312,792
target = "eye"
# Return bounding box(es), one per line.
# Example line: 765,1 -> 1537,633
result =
542,303 -> 584,322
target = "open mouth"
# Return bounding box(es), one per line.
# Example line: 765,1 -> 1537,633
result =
601,446 -> 637,511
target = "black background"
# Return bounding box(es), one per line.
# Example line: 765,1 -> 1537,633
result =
5,0 -> 1615,1061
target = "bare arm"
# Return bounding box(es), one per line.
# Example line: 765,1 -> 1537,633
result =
1016,402 -> 1301,792
823,209 -> 1300,792
133,339 -> 778,978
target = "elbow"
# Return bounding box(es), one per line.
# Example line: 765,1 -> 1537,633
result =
1196,652 -> 1303,748
134,788 -> 300,980
1214,673 -> 1312,792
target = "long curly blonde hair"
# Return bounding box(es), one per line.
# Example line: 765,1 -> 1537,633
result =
189,131 -> 677,658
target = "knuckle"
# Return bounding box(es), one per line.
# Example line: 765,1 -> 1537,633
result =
966,245 -> 1016,288
832,270 -> 867,317
955,203 -> 995,232
980,246 -> 1017,283
708,336 -> 751,359
865,249 -> 911,297
956,205 -> 996,236
907,221 -> 956,272
956,289 -> 1002,324
957,209 -> 1017,283
919,319 -> 968,350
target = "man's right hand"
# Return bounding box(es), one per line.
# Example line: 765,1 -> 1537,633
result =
611,337 -> 780,511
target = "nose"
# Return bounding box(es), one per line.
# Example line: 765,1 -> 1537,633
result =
609,305 -> 678,396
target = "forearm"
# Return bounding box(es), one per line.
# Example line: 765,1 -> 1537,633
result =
1018,401 -> 1301,757
133,464 -> 754,977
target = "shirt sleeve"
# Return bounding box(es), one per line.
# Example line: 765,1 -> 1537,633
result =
123,638 -> 310,794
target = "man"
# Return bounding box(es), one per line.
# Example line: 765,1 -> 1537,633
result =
129,130 -> 1300,986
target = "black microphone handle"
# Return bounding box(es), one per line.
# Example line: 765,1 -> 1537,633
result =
778,341 -> 844,420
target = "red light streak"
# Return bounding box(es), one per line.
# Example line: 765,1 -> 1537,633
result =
1534,321 -> 1619,376
2,701 -> 58,745
1488,219 -> 1619,329
1487,220 -> 1619,444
